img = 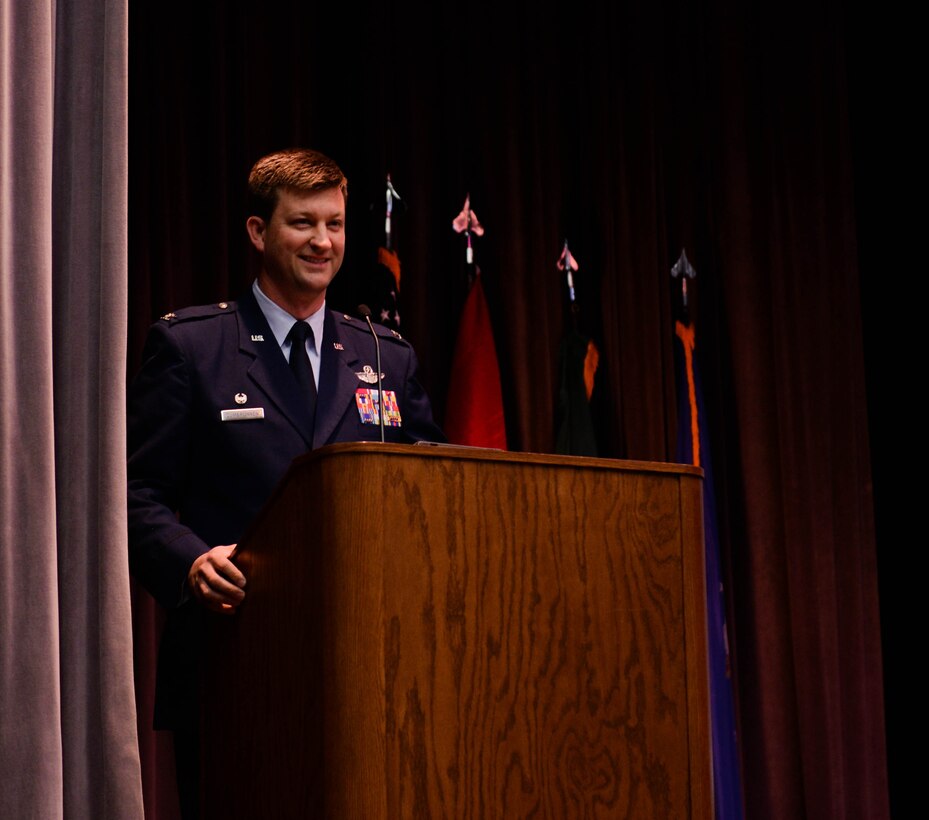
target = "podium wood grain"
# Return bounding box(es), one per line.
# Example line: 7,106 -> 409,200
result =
204,443 -> 710,819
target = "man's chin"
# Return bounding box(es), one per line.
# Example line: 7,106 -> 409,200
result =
288,265 -> 330,286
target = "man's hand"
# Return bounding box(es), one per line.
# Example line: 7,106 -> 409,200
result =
188,544 -> 246,613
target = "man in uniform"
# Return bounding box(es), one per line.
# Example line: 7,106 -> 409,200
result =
127,148 -> 444,817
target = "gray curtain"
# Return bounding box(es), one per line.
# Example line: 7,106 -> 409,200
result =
0,0 -> 143,817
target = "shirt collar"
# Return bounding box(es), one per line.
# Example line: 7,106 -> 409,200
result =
252,279 -> 325,351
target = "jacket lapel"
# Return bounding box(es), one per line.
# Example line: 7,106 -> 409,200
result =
314,310 -> 365,448
236,289 -> 315,447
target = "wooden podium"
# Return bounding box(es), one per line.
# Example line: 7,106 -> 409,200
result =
203,443 -> 711,818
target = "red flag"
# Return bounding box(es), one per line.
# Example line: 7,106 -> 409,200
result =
443,270 -> 508,449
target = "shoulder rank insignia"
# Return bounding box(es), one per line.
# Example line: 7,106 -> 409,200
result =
390,329 -> 403,339
160,311 -> 177,321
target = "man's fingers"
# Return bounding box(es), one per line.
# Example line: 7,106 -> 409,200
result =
191,570 -> 244,611
214,557 -> 246,589
198,560 -> 243,590
204,545 -> 246,588
198,592 -> 239,615
188,544 -> 246,611
194,567 -> 245,601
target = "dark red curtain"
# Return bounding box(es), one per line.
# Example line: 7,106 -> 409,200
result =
129,1 -> 893,817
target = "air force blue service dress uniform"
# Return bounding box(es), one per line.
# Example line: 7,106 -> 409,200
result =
127,286 -> 444,726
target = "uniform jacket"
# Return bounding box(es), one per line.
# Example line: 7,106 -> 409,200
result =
127,286 -> 444,725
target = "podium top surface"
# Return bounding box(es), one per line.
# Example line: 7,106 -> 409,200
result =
288,441 -> 703,478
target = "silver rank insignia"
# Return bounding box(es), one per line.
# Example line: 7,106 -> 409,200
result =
355,365 -> 383,384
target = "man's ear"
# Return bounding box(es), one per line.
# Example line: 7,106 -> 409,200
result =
245,216 -> 266,252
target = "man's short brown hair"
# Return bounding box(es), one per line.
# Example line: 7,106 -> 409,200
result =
247,148 -> 348,221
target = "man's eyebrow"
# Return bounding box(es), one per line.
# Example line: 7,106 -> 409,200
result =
285,209 -> 344,219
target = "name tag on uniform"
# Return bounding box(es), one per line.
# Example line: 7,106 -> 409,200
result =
220,408 -> 265,421
355,389 -> 402,427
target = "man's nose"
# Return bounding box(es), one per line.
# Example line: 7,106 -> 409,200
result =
308,226 -> 332,248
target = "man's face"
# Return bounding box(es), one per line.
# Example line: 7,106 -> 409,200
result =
247,186 -> 346,317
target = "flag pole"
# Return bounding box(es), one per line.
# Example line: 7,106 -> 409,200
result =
366,174 -> 403,330
554,240 -> 599,456
670,248 -> 746,820
445,194 -> 507,450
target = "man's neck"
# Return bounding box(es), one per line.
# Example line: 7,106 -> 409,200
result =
255,273 -> 325,320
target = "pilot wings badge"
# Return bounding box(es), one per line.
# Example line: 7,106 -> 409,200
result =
355,365 -> 384,384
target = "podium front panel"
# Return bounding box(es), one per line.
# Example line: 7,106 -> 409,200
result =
204,443 -> 710,819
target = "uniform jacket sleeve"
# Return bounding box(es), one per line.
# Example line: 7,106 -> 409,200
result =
127,320 -> 213,609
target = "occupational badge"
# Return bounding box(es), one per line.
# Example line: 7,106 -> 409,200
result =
355,365 -> 384,384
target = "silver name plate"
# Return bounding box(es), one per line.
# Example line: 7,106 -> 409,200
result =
220,408 -> 265,421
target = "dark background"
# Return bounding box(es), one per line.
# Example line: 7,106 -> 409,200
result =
130,1 -> 904,816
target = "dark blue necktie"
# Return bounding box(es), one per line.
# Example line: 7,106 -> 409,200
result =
286,320 -> 317,424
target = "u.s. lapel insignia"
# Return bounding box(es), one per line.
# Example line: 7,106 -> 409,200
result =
333,342 -> 344,350
355,365 -> 383,384
250,334 -> 264,342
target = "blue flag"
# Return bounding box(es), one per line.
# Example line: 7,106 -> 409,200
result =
674,318 -> 745,820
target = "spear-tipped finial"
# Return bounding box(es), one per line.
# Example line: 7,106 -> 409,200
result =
671,247 -> 697,318
452,194 -> 484,265
557,240 -> 580,304
384,174 -> 402,251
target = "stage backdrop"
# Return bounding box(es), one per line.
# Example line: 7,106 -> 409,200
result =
128,2 -> 891,819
